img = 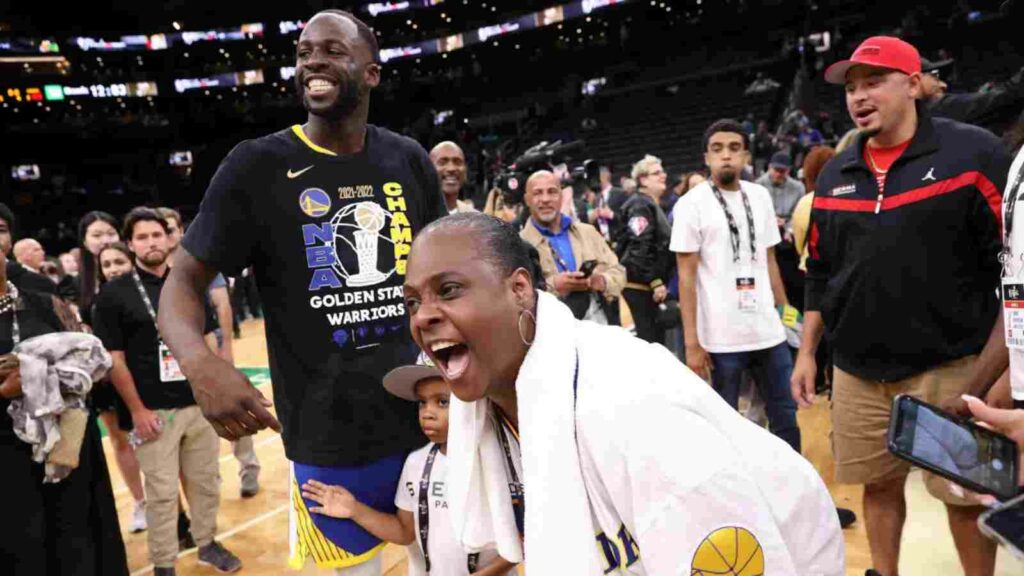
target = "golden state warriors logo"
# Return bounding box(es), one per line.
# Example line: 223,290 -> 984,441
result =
299,188 -> 331,218
691,526 -> 764,576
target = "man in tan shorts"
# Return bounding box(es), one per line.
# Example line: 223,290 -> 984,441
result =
790,37 -> 1012,576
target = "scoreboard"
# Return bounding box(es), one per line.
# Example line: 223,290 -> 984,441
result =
2,82 -> 158,103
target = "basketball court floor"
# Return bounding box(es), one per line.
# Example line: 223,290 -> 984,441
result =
105,319 -> 1022,575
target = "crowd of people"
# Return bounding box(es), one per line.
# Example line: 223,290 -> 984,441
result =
4,8 -> 1024,576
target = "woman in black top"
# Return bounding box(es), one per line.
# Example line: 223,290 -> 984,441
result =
77,211 -> 121,327
94,242 -> 148,527
0,250 -> 129,576
617,155 -> 674,345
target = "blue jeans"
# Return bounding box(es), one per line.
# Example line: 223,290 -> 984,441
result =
710,342 -> 801,452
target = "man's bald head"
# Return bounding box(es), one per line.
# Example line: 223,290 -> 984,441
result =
430,141 -> 467,204
525,170 -> 560,193
13,238 -> 45,271
430,141 -> 463,160
524,170 -> 564,230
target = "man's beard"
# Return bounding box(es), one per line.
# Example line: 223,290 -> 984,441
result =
535,209 -> 559,227
139,250 -> 166,267
298,75 -> 364,119
717,169 -> 738,186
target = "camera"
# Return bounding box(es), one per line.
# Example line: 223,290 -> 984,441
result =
492,140 -> 602,206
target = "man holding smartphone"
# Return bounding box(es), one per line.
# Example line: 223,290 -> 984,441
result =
792,37 -> 1011,576
520,170 -> 626,323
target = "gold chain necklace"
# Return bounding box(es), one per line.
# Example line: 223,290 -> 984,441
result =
865,146 -> 889,174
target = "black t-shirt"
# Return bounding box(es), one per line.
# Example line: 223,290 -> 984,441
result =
182,124 -> 445,466
0,290 -> 64,441
92,266 -> 216,412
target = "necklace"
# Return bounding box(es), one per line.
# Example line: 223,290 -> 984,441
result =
0,282 -> 17,315
865,146 -> 889,174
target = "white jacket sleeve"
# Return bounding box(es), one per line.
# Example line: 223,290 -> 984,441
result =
583,341 -> 844,575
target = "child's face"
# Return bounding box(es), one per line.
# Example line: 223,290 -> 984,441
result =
415,377 -> 450,446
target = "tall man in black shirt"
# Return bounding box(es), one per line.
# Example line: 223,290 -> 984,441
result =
94,208 -> 239,575
158,9 -> 444,574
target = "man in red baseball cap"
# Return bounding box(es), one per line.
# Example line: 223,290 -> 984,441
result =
823,36 -> 922,146
793,35 -> 1012,576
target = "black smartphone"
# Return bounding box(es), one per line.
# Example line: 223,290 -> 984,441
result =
979,492 -> 1024,560
579,260 -> 598,278
887,394 -> 1020,501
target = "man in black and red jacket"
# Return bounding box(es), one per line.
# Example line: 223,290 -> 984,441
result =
790,36 -> 1011,576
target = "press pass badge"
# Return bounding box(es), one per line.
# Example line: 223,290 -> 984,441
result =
1003,278 -> 1024,350
159,342 -> 186,382
737,276 -> 757,312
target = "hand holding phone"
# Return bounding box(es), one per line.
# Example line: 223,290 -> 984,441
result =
579,260 -> 598,278
888,394 -> 1021,501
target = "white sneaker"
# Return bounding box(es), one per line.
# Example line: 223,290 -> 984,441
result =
131,501 -> 148,533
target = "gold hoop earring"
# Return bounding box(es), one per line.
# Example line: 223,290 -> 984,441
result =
518,308 -> 536,346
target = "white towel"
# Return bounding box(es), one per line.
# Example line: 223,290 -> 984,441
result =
447,395 -> 524,564
447,292 -> 602,572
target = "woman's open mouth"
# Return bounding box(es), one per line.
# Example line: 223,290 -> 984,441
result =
430,340 -> 470,380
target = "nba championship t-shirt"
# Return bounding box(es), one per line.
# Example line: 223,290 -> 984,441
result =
183,124 -> 445,466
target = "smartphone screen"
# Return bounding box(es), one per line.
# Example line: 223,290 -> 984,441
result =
890,396 -> 1019,499
983,496 -> 1024,555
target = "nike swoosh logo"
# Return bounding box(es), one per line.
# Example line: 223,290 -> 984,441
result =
287,165 -> 314,179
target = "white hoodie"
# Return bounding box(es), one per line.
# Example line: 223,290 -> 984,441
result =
448,292 -> 844,574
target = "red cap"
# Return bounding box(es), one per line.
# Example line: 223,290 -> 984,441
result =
824,36 -> 921,84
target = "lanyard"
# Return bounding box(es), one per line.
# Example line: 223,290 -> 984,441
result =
547,242 -> 572,274
710,185 -> 757,263
492,407 -> 526,537
1001,161 -> 1024,275
417,444 -> 480,573
131,269 -> 160,330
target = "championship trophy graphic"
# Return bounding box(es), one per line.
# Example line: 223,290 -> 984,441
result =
333,201 -> 389,287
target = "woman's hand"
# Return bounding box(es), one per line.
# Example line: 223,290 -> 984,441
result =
302,479 -> 362,519
941,395 -> 1024,505
964,394 -> 1024,486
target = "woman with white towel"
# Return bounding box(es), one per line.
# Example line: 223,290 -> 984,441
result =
401,212 -> 844,575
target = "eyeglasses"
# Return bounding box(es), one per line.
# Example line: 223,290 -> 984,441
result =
925,69 -> 942,79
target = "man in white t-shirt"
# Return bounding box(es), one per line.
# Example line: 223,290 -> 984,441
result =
671,118 -> 800,452
951,142 -> 1024,415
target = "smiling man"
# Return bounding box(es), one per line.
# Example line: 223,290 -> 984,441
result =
792,36 -> 1012,576
429,141 -> 477,214
520,170 -> 625,322
157,9 -> 445,575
